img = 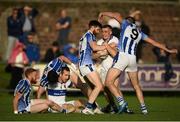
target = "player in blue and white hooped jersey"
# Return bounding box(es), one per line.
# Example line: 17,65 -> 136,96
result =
13,68 -> 63,114
79,20 -> 107,114
47,66 -> 86,113
99,12 -> 178,114
37,55 -> 94,102
37,55 -> 74,99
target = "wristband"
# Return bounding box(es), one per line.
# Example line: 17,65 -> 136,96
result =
14,110 -> 18,114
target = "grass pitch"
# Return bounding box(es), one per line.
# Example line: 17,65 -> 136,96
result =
0,92 -> 180,121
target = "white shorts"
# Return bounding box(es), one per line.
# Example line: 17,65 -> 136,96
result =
112,52 -> 137,72
79,64 -> 95,77
96,65 -> 107,84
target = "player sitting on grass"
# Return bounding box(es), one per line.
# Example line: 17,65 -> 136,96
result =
46,66 -> 86,113
13,68 -> 65,114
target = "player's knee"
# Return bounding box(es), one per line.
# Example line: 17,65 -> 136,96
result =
97,83 -> 104,91
105,80 -> 111,88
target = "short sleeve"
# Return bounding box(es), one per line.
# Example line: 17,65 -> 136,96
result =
40,74 -> 48,87
141,32 -> 148,40
86,33 -> 94,43
16,80 -> 27,94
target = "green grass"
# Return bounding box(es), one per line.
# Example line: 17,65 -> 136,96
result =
0,92 -> 180,121
0,63 -> 180,121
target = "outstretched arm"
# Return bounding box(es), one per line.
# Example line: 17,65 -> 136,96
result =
144,37 -> 178,54
59,55 -> 72,65
98,12 -> 123,23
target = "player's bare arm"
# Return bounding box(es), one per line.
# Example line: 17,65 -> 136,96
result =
144,37 -> 178,54
98,12 -> 123,23
13,92 -> 23,114
89,41 -> 106,51
104,42 -> 118,57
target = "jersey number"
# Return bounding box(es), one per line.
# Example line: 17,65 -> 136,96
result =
130,28 -> 139,40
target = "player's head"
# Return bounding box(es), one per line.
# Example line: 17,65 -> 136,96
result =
125,16 -> 135,24
47,70 -> 59,85
102,25 -> 113,40
24,68 -> 38,84
59,66 -> 70,83
89,20 -> 102,35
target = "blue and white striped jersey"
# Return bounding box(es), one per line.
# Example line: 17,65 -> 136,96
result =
79,31 -> 96,66
40,58 -> 67,87
118,19 -> 148,55
14,79 -> 31,112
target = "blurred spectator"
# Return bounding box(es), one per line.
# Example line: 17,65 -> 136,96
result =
5,8 -> 23,61
56,9 -> 72,48
130,10 -> 150,64
108,19 -> 121,38
8,41 -> 29,90
153,46 -> 174,82
25,32 -> 40,65
18,5 -> 38,45
63,43 -> 78,64
43,41 -> 62,63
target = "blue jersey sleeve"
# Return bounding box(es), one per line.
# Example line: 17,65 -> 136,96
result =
40,74 -> 48,87
86,33 -> 95,43
16,80 -> 28,94
141,32 -> 148,40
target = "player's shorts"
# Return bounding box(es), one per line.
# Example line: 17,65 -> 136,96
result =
79,64 -> 95,77
112,52 -> 137,72
96,65 -> 107,84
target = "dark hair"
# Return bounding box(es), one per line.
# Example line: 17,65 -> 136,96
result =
102,25 -> 113,30
61,66 -> 70,74
24,68 -> 37,78
125,16 -> 135,24
89,20 -> 102,29
52,41 -> 59,47
47,70 -> 59,85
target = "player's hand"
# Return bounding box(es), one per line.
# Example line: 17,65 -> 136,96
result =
168,49 -> 178,54
103,42 -> 108,48
98,13 -> 103,22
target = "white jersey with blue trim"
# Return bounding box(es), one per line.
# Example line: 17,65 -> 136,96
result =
14,79 -> 31,112
40,58 -> 67,87
47,80 -> 71,104
118,19 -> 148,55
79,31 -> 96,66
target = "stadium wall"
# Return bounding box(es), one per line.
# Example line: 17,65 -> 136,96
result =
0,1 -> 179,62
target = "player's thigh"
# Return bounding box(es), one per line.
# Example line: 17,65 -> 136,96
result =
31,99 -> 48,106
112,52 -> 128,71
30,103 -> 49,113
62,103 -> 75,110
125,55 -> 137,72
105,68 -> 121,86
70,71 -> 78,85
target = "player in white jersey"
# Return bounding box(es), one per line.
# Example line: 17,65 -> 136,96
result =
79,20 -> 106,114
94,25 -> 133,114
47,67 -> 86,113
98,12 -> 178,114
93,25 -> 119,113
13,68 -> 64,114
